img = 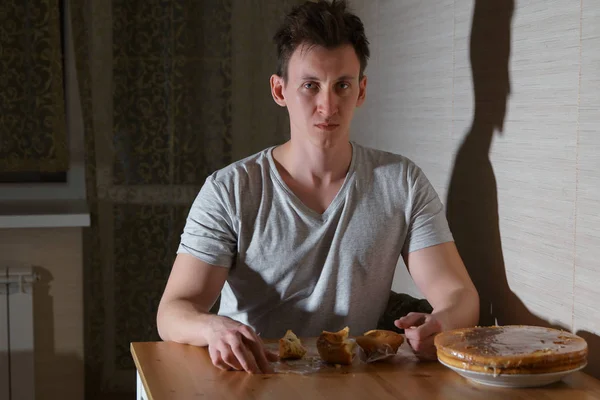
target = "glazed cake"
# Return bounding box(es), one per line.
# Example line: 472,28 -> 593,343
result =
434,325 -> 588,375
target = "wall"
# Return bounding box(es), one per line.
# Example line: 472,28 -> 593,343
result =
0,228 -> 84,400
349,0 -> 600,378
231,0 -> 302,160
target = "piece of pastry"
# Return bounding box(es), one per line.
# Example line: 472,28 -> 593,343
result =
278,330 -> 307,360
356,329 -> 404,359
434,325 -> 588,375
316,326 -> 356,365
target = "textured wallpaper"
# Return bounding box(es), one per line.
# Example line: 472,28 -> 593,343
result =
350,0 -> 600,379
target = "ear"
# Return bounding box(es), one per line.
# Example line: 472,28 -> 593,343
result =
356,75 -> 367,107
270,74 -> 287,107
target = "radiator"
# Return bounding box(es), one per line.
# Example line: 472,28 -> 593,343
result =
0,267 -> 38,400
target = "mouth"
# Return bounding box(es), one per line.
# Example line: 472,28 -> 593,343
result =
315,123 -> 340,131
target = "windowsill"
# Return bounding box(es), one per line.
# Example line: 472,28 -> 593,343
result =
0,199 -> 90,229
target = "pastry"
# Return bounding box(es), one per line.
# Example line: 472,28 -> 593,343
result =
356,329 -> 404,359
278,329 -> 307,360
316,326 -> 356,365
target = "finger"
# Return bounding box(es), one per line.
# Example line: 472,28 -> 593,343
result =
406,336 -> 437,356
407,335 -> 435,351
265,350 -> 280,362
414,345 -> 438,361
394,313 -> 427,329
239,327 -> 274,373
404,319 -> 441,342
243,336 -> 274,374
209,348 -> 231,371
221,346 -> 244,371
230,342 -> 260,374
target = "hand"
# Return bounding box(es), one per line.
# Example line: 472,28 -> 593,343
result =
205,316 -> 279,374
394,312 -> 442,361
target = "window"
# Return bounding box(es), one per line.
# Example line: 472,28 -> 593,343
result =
0,0 -> 86,201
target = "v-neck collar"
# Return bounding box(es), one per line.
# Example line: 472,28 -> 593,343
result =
266,142 -> 357,220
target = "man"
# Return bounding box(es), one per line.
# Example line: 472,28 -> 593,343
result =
157,0 -> 479,374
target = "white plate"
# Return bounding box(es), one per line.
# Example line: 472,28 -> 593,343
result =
439,359 -> 587,388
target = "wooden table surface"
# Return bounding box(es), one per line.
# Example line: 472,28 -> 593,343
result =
131,338 -> 600,400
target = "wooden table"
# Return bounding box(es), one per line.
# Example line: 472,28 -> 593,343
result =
131,339 -> 600,400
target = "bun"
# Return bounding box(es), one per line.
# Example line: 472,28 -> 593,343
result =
278,330 -> 307,360
356,329 -> 404,359
316,326 -> 356,365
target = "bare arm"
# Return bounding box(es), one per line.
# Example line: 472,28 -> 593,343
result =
157,253 -> 277,373
395,242 -> 479,358
406,241 -> 479,330
157,253 -> 228,346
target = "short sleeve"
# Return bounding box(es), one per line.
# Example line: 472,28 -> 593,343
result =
402,165 -> 454,254
177,176 -> 237,267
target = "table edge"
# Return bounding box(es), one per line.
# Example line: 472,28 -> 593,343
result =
130,342 -> 155,400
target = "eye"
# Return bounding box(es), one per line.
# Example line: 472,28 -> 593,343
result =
303,82 -> 317,90
338,82 -> 350,90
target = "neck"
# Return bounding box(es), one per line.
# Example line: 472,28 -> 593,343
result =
273,139 -> 352,186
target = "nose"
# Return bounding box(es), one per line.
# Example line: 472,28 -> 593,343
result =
317,88 -> 339,118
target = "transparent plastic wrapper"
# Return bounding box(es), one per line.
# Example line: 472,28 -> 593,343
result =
356,341 -> 399,363
266,338 -> 358,375
272,354 -> 332,375
266,337 -> 405,375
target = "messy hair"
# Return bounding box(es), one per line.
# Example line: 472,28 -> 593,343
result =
273,0 -> 370,81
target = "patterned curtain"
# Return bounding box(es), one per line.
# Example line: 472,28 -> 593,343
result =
0,0 -> 68,173
71,0 -> 298,396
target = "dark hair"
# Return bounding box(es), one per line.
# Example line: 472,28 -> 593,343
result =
273,0 -> 370,81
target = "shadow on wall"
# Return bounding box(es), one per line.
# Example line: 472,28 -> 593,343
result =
576,331 -> 600,379
446,0 -> 549,328
445,0 -> 600,380
4,351 -> 83,400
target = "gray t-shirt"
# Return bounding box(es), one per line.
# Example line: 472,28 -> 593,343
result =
178,142 -> 453,338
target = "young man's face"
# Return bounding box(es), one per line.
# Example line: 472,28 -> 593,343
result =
271,43 -> 367,150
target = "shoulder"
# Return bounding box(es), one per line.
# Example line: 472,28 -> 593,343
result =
208,147 -> 273,190
353,142 -> 423,183
191,148 -> 274,218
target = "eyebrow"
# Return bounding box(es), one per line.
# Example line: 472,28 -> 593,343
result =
300,75 -> 357,81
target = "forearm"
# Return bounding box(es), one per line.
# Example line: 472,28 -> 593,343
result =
157,298 -> 221,347
431,287 -> 479,331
